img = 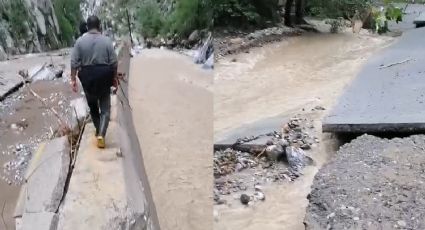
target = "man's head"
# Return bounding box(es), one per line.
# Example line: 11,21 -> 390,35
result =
79,21 -> 88,35
87,15 -> 101,31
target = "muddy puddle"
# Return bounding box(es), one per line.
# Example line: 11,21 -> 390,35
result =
214,31 -> 394,229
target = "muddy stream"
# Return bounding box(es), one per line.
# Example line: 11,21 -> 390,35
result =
214,32 -> 395,229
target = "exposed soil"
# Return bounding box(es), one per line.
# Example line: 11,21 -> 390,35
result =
305,134 -> 425,230
0,51 -> 74,230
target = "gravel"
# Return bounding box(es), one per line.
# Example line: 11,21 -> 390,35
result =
305,134 -> 425,230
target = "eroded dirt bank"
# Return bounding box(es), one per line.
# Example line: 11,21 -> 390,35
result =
214,31 -> 395,230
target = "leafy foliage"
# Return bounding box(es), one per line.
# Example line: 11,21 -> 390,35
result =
307,0 -> 371,19
372,1 -> 403,33
167,0 -> 212,37
136,1 -> 164,38
53,0 -> 82,45
6,0 -> 29,40
135,0 -> 212,38
213,0 -> 280,27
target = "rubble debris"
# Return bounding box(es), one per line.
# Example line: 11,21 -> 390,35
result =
305,134 -> 425,229
194,33 -> 213,65
213,116 -> 316,204
2,144 -> 33,185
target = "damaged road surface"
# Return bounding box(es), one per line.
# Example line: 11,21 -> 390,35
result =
323,27 -> 425,133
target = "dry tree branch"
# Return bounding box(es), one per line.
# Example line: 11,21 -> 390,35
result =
1,201 -> 8,230
18,72 -> 69,131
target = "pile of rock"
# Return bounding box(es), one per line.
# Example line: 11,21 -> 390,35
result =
213,116 -> 317,205
2,144 -> 32,185
215,24 -> 303,58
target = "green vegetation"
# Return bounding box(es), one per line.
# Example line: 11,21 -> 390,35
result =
53,0 -> 82,45
167,0 -> 213,37
135,0 -> 212,38
136,1 -> 164,38
2,0 -> 30,40
213,0 -> 280,28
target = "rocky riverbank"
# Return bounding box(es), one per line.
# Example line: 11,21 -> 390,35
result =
213,113 -> 324,207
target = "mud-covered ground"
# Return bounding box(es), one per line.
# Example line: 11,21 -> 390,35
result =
0,51 -> 75,230
305,134 -> 425,230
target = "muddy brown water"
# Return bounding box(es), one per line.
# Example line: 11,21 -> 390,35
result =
214,32 -> 395,229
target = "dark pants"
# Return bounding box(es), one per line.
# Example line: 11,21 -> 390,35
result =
78,65 -> 114,137
85,89 -> 111,137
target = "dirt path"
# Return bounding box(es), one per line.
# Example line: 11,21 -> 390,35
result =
129,49 -> 213,230
214,32 -> 395,229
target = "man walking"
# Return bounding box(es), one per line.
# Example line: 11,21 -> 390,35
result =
70,16 -> 118,148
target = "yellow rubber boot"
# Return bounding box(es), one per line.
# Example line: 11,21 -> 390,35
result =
96,136 -> 105,148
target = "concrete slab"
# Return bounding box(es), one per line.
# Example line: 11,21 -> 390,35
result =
25,136 -> 70,213
57,95 -> 148,229
323,27 -> 425,133
215,114 -> 289,144
14,142 -> 48,218
21,212 -> 58,230
0,74 -> 23,101
414,13 -> 425,27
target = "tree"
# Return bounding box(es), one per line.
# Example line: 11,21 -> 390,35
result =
284,0 -> 307,27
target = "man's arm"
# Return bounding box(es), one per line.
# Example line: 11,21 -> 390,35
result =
70,41 -> 80,92
108,41 -> 118,76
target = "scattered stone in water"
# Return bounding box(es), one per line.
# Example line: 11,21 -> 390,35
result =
254,191 -> 265,201
240,194 -> 250,205
397,220 -> 406,227
314,106 -> 326,110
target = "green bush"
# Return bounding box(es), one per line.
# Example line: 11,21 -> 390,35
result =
8,0 -> 29,39
136,1 -> 164,38
307,0 -> 371,19
167,0 -> 212,37
53,0 -> 81,45
213,0 -> 280,27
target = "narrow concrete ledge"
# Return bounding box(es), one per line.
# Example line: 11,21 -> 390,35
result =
57,96 -> 147,229
15,137 -> 69,229
25,136 -> 70,213
21,212 -> 58,230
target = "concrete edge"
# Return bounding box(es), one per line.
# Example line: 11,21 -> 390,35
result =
117,39 -> 161,230
322,123 -> 425,133
13,142 -> 47,218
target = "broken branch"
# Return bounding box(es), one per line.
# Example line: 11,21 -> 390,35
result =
379,59 -> 411,69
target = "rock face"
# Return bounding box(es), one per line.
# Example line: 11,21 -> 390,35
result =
0,0 -> 65,56
305,134 -> 425,230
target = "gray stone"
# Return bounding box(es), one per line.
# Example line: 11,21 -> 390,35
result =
28,65 -> 56,82
188,30 -> 200,43
0,45 -> 6,61
265,144 -> 284,161
34,8 -> 47,35
25,136 -> 70,213
21,212 -> 58,230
